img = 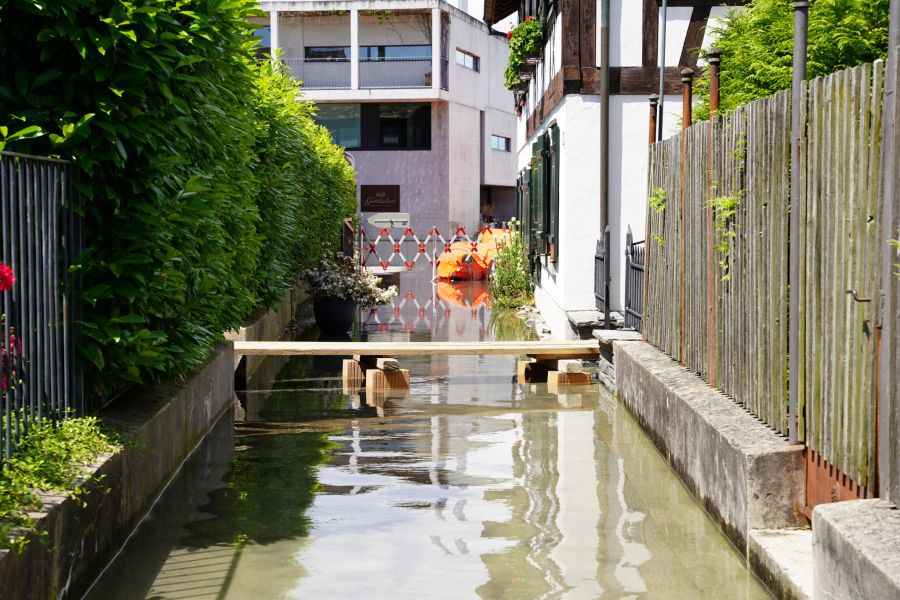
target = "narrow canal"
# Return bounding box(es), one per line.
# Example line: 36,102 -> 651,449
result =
86,272 -> 771,599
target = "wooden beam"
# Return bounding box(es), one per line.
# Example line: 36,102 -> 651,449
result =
642,0 -> 659,67
679,6 -> 710,68
609,66 -> 699,95
234,340 -> 600,358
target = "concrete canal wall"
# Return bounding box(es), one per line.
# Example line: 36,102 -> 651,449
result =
0,344 -> 235,600
615,340 -> 900,600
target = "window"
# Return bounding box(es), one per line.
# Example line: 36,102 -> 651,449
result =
254,27 -> 271,56
315,104 -> 361,149
377,103 -> 431,149
305,46 -> 351,61
455,49 -> 480,72
361,45 -> 431,61
491,135 -> 511,152
314,103 -> 431,150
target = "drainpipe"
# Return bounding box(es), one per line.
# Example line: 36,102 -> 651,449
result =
788,0 -> 809,446
600,0 -> 610,235
657,0 -> 668,141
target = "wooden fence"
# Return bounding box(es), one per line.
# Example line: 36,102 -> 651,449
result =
645,61 -> 887,489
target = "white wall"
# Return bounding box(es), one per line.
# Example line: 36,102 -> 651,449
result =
448,102 -> 482,231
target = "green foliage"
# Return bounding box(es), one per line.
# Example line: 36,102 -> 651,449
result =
891,236 -> 899,278
504,17 -> 543,91
0,1 -> 355,399
0,416 -> 122,552
490,219 -> 534,309
651,233 -> 665,248
710,195 -> 740,280
694,0 -> 889,120
649,187 -> 667,214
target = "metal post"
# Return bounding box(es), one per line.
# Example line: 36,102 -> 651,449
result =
649,94 -> 659,145
681,68 -> 694,130
658,0 -> 668,141
600,0 -> 610,235
788,0 -> 809,445
269,10 -> 279,61
708,47 -> 721,116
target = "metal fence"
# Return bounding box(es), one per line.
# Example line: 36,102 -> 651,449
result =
623,227 -> 644,332
0,151 -> 83,462
360,58 -> 432,89
284,59 -> 351,89
645,61 -> 889,491
593,226 -> 611,329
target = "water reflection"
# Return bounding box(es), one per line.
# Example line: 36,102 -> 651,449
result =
86,275 -> 770,600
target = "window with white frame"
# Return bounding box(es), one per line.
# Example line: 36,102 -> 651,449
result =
491,135 -> 511,152
455,49 -> 480,72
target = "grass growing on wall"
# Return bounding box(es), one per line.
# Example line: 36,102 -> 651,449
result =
0,416 -> 122,552
0,0 -> 356,400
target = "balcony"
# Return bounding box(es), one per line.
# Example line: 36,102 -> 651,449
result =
285,59 -> 351,89
360,58 -> 433,89
285,58 -> 436,90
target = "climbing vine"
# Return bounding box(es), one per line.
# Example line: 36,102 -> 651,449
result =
710,194 -> 740,281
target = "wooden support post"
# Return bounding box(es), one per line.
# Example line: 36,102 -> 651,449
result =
708,48 -> 721,116
547,371 -> 592,393
365,368 -> 410,393
518,359 -> 550,383
649,93 -> 659,145
681,68 -> 694,130
342,359 -> 365,393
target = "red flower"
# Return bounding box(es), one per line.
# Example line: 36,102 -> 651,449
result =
507,29 -> 513,39
525,15 -> 533,21
0,263 -> 14,291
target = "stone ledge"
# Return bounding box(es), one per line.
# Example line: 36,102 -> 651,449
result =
614,341 -> 806,554
0,343 -> 234,600
813,499 -> 900,599
749,529 -> 813,600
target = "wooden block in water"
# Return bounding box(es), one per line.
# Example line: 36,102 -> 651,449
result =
376,357 -> 400,371
518,360 -> 549,384
365,368 -> 410,393
557,359 -> 583,373
547,371 -> 592,393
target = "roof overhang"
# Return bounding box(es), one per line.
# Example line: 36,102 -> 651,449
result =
483,0 -> 518,26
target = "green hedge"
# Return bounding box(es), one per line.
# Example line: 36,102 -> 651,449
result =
0,0 -> 356,399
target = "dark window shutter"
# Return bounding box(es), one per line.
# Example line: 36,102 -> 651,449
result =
549,125 -> 560,262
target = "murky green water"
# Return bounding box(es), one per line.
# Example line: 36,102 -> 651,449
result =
86,277 -> 771,599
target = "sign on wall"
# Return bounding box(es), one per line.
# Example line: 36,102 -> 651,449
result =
361,185 -> 400,212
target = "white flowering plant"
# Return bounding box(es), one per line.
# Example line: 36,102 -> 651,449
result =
299,251 -> 398,306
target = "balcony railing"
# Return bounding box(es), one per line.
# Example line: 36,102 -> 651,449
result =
360,58 -> 432,89
285,59 -> 351,89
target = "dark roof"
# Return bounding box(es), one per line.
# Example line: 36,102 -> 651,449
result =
483,0 -> 519,26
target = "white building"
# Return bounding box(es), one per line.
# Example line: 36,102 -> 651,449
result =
255,1 -> 518,237
483,0 -> 736,338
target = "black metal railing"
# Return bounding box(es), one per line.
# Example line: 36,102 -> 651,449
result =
624,226 -> 644,332
0,151 -> 83,462
594,226 -> 611,329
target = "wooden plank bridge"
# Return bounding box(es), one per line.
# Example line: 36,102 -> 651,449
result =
232,340 -> 600,359
232,340 -> 600,392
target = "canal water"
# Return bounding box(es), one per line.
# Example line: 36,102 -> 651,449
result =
85,274 -> 771,599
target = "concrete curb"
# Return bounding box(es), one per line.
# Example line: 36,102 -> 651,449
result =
812,499 -> 900,599
0,343 -> 234,600
614,342 -> 806,552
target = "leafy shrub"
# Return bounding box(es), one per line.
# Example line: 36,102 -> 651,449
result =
694,0 -> 889,120
0,1 -> 356,399
489,219 -> 534,309
0,416 -> 122,551
299,252 -> 397,306
504,17 -> 543,90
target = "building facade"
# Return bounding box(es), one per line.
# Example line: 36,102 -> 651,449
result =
256,0 -> 518,238
484,0 -> 738,338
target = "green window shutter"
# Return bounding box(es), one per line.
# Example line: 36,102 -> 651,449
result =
523,167 -> 532,255
549,125 -> 560,262
531,137 -> 545,254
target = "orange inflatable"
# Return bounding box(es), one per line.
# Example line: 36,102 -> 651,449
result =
435,228 -> 510,280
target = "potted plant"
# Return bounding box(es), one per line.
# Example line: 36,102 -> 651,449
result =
503,16 -> 543,91
299,252 -> 398,334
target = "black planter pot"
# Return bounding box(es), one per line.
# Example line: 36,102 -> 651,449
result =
313,296 -> 357,334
